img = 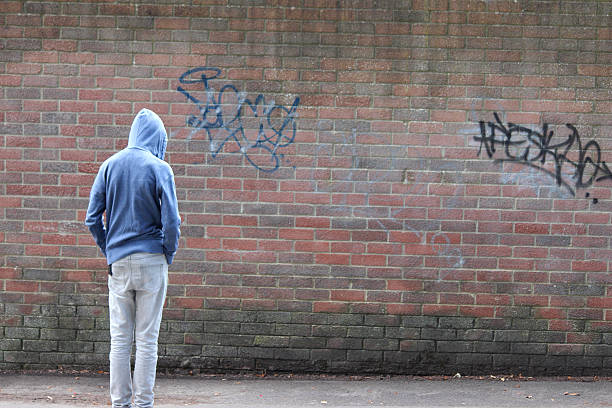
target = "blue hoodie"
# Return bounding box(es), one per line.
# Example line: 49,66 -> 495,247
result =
85,108 -> 181,265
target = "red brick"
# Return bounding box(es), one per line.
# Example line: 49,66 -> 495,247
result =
155,17 -> 189,30
316,253 -> 350,265
314,302 -> 348,313
171,297 -> 204,309
423,305 -> 457,316
330,290 -> 364,302
387,304 -> 421,315
6,280 -> 39,292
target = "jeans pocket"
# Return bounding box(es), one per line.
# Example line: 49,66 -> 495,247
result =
108,264 -> 128,294
140,263 -> 164,292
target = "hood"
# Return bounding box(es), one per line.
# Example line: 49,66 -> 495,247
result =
127,108 -> 168,159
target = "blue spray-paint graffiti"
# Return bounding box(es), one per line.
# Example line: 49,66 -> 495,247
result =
177,67 -> 300,172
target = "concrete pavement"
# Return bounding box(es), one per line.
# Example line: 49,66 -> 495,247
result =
0,372 -> 610,407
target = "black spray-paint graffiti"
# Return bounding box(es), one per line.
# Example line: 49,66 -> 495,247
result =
475,112 -> 612,198
177,67 -> 300,172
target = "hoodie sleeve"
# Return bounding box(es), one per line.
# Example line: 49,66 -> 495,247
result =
85,165 -> 108,258
160,167 -> 181,265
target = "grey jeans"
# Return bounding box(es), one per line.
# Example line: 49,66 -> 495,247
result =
108,252 -> 168,408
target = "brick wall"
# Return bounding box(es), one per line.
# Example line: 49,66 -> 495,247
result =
1,0 -> 611,376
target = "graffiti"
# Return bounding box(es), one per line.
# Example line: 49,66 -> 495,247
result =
177,67 -> 300,172
475,112 -> 612,197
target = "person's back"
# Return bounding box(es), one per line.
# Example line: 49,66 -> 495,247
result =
85,108 -> 180,408
86,108 -> 180,266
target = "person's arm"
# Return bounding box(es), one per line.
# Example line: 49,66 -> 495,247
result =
85,166 -> 108,259
160,167 -> 181,264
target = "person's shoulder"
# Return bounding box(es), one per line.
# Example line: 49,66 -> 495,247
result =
105,149 -> 130,162
156,158 -> 174,176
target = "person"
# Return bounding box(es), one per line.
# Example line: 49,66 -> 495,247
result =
85,108 -> 181,408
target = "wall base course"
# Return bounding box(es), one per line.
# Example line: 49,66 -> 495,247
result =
2,309 -> 610,376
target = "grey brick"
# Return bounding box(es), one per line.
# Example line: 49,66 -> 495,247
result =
40,329 -> 76,341
347,326 -> 384,339
327,337 -> 363,350
4,351 -> 40,363
166,345 -> 204,357
456,353 -> 493,366
73,353 -> 107,365
529,355 -> 567,369
570,285 -> 606,296
256,311 -> 292,324
474,341 -> 510,354
5,327 -> 40,340
24,316 -> 58,329
290,336 -> 326,349
168,321 -> 203,333
117,16 -> 154,29
23,340 -> 57,352
159,331 -> 184,344
437,341 -> 473,353
0,339 -> 21,351
529,331 -> 566,343
59,294 -> 95,306
212,334 -> 254,347
76,330 -> 109,342
42,305 -> 76,317
494,330 -> 530,342
200,345 -> 237,358
312,325 -> 347,337
439,317 -> 474,329
493,354 -> 529,367
94,343 -> 110,354
347,350 -> 382,362
290,313 -> 328,325
399,340 -> 435,352
23,269 -> 60,281
240,323 -> 274,335
57,341 -> 94,353
254,336 -> 290,348
402,316 -> 438,328
363,338 -> 398,351
312,349 -> 347,361
568,353 -> 601,367
385,327 -> 420,339
364,315 -> 400,327
511,343 -> 547,355
275,324 -> 311,337
238,347 -> 274,359
421,328 -> 456,341
274,348 -> 310,360
5,304 -> 40,315
42,112 -> 77,124
58,317 -> 95,330
39,353 -> 75,365
328,313 -> 364,326
204,322 -> 240,334
511,319 -> 549,331
457,329 -> 493,341
585,345 -> 611,356
23,124 -> 58,136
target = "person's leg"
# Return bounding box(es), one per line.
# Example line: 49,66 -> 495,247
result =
108,257 -> 136,408
131,253 -> 168,408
